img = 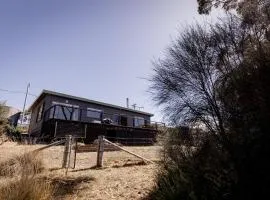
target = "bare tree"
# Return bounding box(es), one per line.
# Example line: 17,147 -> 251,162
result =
148,1 -> 270,199
149,12 -> 270,199
150,16 -> 249,140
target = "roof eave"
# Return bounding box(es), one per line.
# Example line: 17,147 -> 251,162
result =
28,89 -> 154,117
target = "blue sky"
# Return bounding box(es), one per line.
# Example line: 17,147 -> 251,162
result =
0,0 -> 219,121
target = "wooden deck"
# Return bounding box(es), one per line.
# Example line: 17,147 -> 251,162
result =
41,119 -> 158,145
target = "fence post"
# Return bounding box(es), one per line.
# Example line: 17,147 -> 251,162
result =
62,135 -> 72,170
96,135 -> 104,167
72,138 -> 77,169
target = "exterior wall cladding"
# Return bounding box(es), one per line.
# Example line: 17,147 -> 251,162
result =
29,94 -> 152,136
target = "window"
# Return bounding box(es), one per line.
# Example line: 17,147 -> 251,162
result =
120,115 -> 128,126
113,114 -> 119,125
112,114 -> 128,126
87,108 -> 102,120
50,102 -> 79,121
36,103 -> 44,122
133,117 -> 145,127
71,108 -> 79,121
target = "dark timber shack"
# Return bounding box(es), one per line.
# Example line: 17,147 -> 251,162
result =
28,90 -> 159,144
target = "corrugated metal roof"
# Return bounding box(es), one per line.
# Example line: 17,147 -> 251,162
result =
29,89 -> 154,117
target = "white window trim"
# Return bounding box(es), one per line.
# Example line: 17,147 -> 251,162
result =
87,107 -> 102,112
52,101 -> 79,108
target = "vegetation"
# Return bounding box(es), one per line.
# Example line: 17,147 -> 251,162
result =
0,102 -> 8,144
0,102 -> 25,143
0,143 -> 153,200
0,152 -> 52,200
0,175 -> 53,200
149,1 -> 270,199
0,152 -> 44,177
0,151 -> 95,200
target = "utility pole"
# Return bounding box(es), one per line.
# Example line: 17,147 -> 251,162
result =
21,83 -> 30,125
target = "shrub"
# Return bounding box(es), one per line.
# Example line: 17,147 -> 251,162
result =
148,129 -> 237,200
0,103 -> 8,145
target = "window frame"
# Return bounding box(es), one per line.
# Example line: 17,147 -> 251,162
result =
133,116 -> 145,127
86,108 -> 103,120
36,103 -> 44,122
50,102 -> 79,121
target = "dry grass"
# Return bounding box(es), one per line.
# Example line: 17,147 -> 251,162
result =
0,152 -> 44,177
0,151 -> 52,200
0,176 -> 53,200
0,142 -> 161,200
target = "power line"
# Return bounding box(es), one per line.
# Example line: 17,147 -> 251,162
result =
0,88 -> 37,97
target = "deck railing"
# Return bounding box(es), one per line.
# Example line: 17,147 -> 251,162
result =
43,105 -> 165,130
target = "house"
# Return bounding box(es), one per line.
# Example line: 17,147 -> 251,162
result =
2,105 -> 22,127
28,90 -> 160,144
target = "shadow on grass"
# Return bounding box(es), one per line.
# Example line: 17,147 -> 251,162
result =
70,160 -> 151,172
112,160 -> 147,168
48,167 -> 63,172
70,165 -> 107,172
41,175 -> 95,198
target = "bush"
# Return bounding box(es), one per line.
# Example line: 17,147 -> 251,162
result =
0,152 -> 52,200
0,103 -> 8,144
148,129 -> 237,200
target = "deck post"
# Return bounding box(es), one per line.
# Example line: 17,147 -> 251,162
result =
96,135 -> 105,167
62,135 -> 72,171
54,121 -> 58,137
84,124 -> 87,138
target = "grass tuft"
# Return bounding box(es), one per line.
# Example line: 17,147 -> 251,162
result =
0,152 -> 52,200
0,176 -> 53,200
0,152 -> 44,177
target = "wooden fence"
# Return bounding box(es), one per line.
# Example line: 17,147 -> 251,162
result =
31,134 -> 155,174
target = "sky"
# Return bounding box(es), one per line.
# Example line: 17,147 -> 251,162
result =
0,0 -> 220,122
